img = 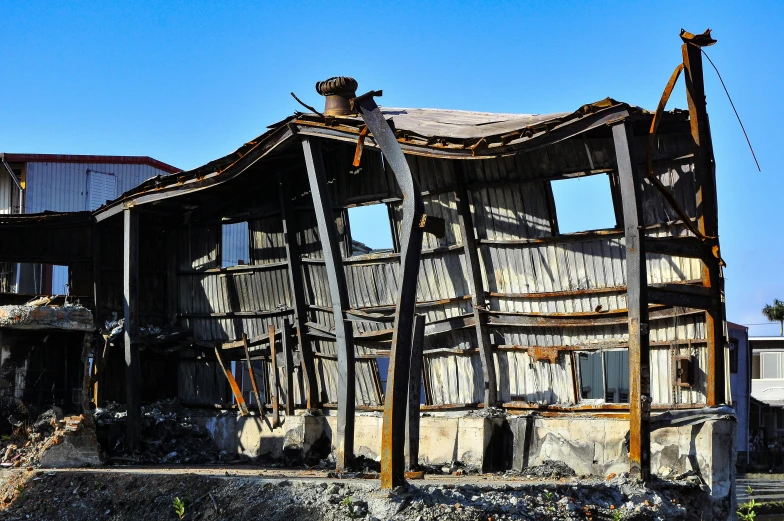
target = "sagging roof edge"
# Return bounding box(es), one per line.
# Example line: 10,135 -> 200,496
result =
92,99 -> 684,222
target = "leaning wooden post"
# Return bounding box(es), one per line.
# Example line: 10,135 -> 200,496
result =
282,318 -> 296,416
301,136 -> 356,469
279,175 -> 320,408
269,324 -> 281,428
123,208 -> 142,450
243,333 -> 264,416
404,314 -> 426,470
613,120 -> 651,481
681,29 -> 725,405
454,161 -> 498,406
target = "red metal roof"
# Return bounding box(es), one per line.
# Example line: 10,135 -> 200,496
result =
1,153 -> 180,174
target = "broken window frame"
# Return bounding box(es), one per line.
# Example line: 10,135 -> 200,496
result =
345,202 -> 398,257
549,172 -> 621,235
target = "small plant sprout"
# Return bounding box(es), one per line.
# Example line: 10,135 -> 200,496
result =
341,496 -> 358,519
173,497 -> 185,520
737,486 -> 757,521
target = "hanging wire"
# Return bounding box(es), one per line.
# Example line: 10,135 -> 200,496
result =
692,44 -> 761,171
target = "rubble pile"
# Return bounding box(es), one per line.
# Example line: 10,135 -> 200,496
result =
0,470 -> 715,520
94,400 -> 221,464
0,407 -> 100,469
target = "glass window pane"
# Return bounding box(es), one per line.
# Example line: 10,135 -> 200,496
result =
604,350 -> 630,403
578,352 -> 604,400
762,353 -> 781,379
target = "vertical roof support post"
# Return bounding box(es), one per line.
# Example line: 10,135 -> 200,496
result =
279,174 -> 320,409
454,161 -> 498,406
123,207 -> 142,451
405,313 -> 426,470
681,30 -> 725,405
353,91 -> 425,489
613,121 -> 651,481
301,136 -> 356,469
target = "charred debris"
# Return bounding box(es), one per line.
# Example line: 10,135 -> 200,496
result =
0,29 -> 733,500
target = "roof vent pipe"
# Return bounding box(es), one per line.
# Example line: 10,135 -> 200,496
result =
316,76 -> 358,116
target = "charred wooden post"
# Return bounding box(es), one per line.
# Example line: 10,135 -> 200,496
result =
613,121 -> 651,481
92,223 -> 101,321
279,175 -> 319,409
301,136 -> 356,468
454,161 -> 498,406
243,333 -> 264,416
405,313 -> 426,470
165,228 -> 179,326
123,208 -> 142,450
269,324 -> 281,427
681,29 -> 725,405
283,318 -> 296,416
352,90 -> 426,489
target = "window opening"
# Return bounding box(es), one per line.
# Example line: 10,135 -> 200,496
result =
221,221 -> 250,267
729,339 -> 739,374
577,349 -> 629,403
52,265 -> 69,295
347,204 -> 394,255
87,171 -> 116,211
551,174 -> 617,234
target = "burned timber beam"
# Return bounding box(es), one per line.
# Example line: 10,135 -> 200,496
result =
681,29 -> 725,405
405,314 -> 426,470
301,136 -> 356,469
352,90 -> 427,489
454,161 -> 497,406
613,120 -> 651,481
123,208 -> 142,450
279,175 -> 319,408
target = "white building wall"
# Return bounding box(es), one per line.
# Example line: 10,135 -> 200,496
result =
24,161 -> 170,214
22,161 -> 174,294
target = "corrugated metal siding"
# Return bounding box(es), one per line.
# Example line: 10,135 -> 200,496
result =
24,161 -> 170,214
173,132 -> 709,408
0,171 -> 13,214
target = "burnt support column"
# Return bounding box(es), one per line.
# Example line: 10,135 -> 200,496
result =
681,31 -> 725,405
279,175 -> 319,409
404,313 -> 426,470
353,91 -> 427,489
123,208 -> 141,451
166,227 -> 179,326
301,136 -> 355,469
454,161 -> 497,406
613,121 -> 651,481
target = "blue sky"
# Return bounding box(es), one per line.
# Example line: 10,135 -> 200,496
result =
2,1 -> 782,333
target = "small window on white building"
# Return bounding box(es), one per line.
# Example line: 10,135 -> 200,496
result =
761,352 -> 783,380
551,174 -> 617,234
347,204 -> 394,255
221,221 -> 250,267
88,171 -> 117,210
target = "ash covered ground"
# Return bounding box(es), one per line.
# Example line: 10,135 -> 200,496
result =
0,468 -> 715,521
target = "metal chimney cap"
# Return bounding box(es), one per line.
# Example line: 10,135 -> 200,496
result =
315,76 -> 358,116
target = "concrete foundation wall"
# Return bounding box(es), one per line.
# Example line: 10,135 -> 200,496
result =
198,411 -> 735,508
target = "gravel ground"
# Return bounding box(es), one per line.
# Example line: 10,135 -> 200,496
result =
0,468 -> 714,521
